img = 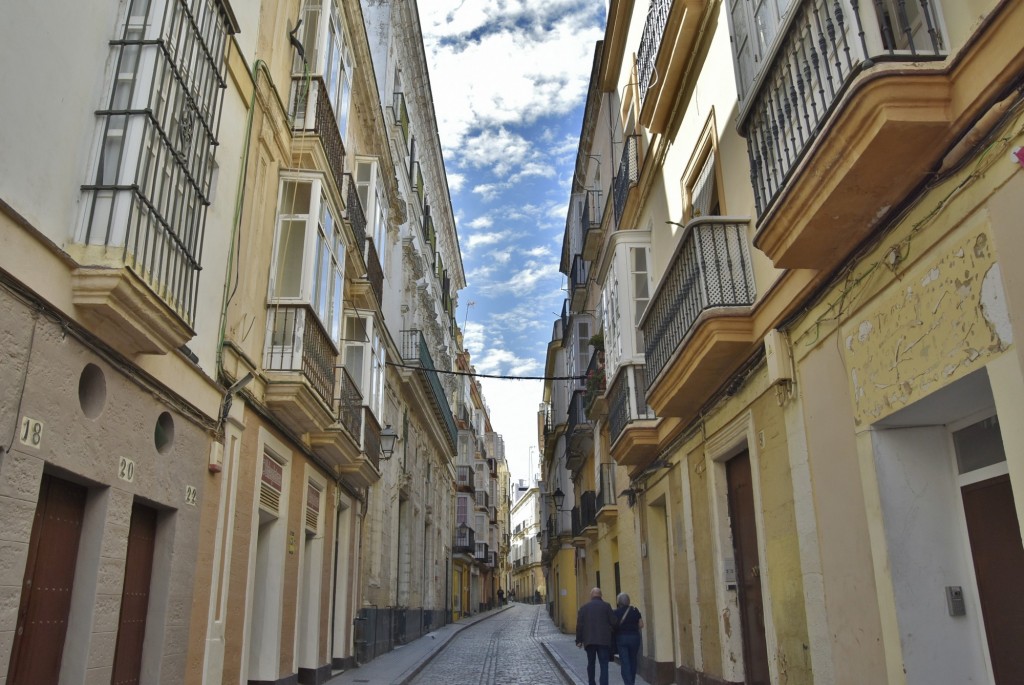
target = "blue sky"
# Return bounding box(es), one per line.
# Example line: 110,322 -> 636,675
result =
419,1 -> 607,483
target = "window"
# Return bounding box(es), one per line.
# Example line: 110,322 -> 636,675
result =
324,5 -> 353,141
291,0 -> 353,140
687,150 -> 721,219
630,247 -> 652,352
457,495 -> 469,525
356,157 -> 388,265
83,0 -> 234,325
726,0 -> 795,102
602,271 -> 622,376
271,177 -> 346,341
342,313 -> 386,417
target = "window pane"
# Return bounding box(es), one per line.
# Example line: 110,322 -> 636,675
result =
281,179 -> 312,215
274,219 -> 307,297
953,416 -> 1006,474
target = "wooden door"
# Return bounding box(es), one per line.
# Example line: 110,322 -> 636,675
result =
7,474 -> 87,685
727,451 -> 770,685
111,503 -> 158,685
961,475 -> 1024,684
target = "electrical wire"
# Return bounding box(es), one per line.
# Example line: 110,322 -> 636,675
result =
383,360 -> 584,381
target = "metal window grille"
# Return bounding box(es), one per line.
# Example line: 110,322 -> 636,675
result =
83,0 -> 234,326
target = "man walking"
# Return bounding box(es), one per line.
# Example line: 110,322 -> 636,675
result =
575,587 -> 618,685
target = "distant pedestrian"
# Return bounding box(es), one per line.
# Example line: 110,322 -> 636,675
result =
613,593 -> 644,685
575,587 -> 618,685
534,589 -> 541,604
497,588 -> 505,606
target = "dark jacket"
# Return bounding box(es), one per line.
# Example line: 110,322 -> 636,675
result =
576,597 -> 618,646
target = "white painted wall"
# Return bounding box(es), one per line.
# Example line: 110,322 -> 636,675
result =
871,426 -> 990,685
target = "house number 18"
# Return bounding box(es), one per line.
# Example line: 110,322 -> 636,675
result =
19,417 -> 43,449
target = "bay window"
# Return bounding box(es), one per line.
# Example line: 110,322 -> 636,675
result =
356,157 -> 388,266
292,0 -> 353,143
342,313 -> 386,418
270,176 -> 346,341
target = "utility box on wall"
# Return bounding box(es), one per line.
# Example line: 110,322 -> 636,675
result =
764,329 -> 794,384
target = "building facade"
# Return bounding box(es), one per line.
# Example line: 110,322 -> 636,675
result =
0,0 -> 490,683
548,1 -> 1024,684
509,479 -> 545,603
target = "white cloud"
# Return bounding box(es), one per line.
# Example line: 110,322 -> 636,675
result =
468,215 -> 494,230
462,320 -> 485,354
447,172 -> 466,193
467,230 -> 511,250
421,2 -> 606,163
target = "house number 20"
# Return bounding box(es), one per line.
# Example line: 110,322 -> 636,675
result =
118,456 -> 136,483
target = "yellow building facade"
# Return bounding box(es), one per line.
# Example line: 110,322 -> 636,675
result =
550,0 -> 1024,684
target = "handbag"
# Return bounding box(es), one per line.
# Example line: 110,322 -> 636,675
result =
611,605 -> 634,660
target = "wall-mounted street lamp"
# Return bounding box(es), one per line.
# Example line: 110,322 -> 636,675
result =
552,487 -> 573,511
380,424 -> 399,460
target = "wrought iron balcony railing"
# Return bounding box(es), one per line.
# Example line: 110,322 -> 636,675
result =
569,255 -> 589,310
608,364 -> 656,446
581,189 -> 603,242
741,0 -> 946,217
454,525 -> 475,554
637,0 -> 672,106
597,463 -> 617,511
264,304 -> 337,407
456,465 -> 474,490
642,218 -> 755,389
566,389 -> 591,454
580,490 -> 597,530
613,134 -> 640,227
560,299 -> 571,346
583,348 -> 606,412
393,91 -> 410,144
291,76 -> 346,195
343,173 -> 366,255
365,238 -> 384,305
337,367 -> 363,439
399,329 -> 457,451
360,406 -> 381,472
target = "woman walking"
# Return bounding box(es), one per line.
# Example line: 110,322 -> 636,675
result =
613,593 -> 644,685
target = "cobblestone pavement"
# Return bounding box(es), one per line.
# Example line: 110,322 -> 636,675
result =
410,603 -> 570,685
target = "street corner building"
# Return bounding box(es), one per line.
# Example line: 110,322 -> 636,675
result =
539,1 -> 1024,684
0,0 -> 512,684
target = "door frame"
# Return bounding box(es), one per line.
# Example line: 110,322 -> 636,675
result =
706,411 -> 777,684
948,408 -> 1010,685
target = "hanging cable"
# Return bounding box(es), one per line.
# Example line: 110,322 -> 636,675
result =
383,360 -> 584,381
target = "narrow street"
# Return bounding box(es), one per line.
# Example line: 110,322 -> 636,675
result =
410,603 -> 570,685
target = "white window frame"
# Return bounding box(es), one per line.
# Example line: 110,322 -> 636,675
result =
342,311 -> 386,418
269,175 -> 346,342
356,156 -> 389,266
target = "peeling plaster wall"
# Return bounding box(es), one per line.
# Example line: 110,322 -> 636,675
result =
844,217 -> 1008,427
